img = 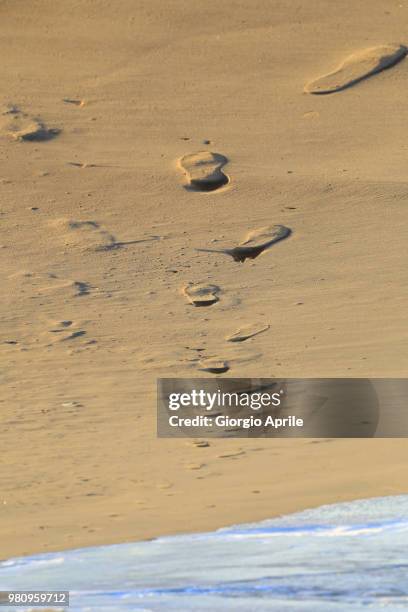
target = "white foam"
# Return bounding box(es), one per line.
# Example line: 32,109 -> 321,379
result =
1,496 -> 408,611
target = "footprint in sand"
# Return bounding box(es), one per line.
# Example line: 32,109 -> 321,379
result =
198,348 -> 262,375
185,463 -> 206,471
182,283 -> 220,307
187,440 -> 210,448
0,106 -> 60,141
49,218 -> 118,252
198,358 -> 230,374
8,271 -> 93,298
179,151 -> 229,191
197,225 -> 291,262
217,450 -> 245,459
67,162 -> 99,169
46,320 -> 87,344
305,43 -> 407,94
226,323 -> 270,343
63,98 -> 86,107
49,218 -> 159,252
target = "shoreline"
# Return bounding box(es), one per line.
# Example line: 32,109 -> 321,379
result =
3,489 -> 408,564
0,492 -> 400,562
3,496 -> 407,611
3,438 -> 408,561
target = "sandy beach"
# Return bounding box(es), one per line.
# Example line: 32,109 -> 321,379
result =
1,0 -> 408,561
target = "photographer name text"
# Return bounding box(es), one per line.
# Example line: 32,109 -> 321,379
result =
168,415 -> 303,430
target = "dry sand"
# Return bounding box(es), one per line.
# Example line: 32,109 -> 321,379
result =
1,0 -> 408,560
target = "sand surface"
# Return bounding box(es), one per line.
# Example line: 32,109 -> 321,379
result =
1,0 -> 408,560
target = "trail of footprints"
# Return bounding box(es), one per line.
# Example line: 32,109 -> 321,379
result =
6,41 -> 406,370
177,41 -> 408,373
181,217 -> 291,373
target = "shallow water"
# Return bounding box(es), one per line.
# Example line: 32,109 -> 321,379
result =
1,496 -> 408,611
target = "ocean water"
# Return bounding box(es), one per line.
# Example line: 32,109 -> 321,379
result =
1,496 -> 408,611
